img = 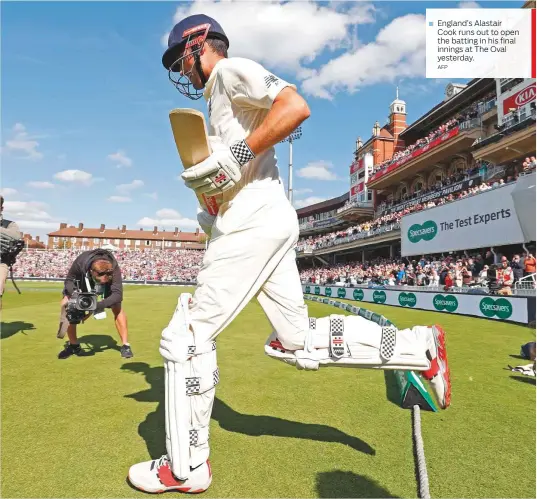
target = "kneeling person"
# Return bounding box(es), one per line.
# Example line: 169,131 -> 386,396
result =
57,249 -> 133,359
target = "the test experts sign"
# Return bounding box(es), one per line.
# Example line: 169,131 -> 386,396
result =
401,184 -> 526,256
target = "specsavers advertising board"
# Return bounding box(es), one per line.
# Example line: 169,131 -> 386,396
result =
302,285 -> 528,324
401,184 -> 526,256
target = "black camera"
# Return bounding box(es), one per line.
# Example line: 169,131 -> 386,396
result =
486,264 -> 501,295
66,282 -> 98,324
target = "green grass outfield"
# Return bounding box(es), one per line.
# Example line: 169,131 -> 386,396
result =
1,282 -> 535,498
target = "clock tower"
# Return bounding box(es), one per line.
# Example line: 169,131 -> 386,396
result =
388,87 -> 407,152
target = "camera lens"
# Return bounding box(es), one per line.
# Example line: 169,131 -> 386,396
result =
79,297 -> 92,309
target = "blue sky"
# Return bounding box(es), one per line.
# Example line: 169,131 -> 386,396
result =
1,0 -> 522,239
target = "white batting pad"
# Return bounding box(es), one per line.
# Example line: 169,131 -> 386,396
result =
265,314 -> 431,371
163,293 -> 219,480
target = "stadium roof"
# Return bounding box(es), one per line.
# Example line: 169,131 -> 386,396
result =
295,192 -> 348,216
399,78 -> 496,143
48,223 -> 204,242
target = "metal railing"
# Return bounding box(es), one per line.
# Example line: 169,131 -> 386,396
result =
336,201 -> 373,214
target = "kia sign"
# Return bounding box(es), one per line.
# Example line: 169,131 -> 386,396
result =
401,184 -> 526,256
502,82 -> 536,115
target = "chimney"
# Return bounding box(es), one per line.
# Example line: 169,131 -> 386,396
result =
372,121 -> 381,137
195,228 -> 200,235
174,227 -> 178,236
153,226 -> 158,234
78,223 -> 84,232
121,225 -> 126,234
36,236 -> 40,242
100,224 -> 105,232
60,222 -> 67,230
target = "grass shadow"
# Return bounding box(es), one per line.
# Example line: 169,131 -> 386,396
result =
315,471 -> 400,498
510,375 -> 536,385
76,334 -> 122,356
383,370 -> 401,408
1,321 -> 36,339
122,363 -> 375,460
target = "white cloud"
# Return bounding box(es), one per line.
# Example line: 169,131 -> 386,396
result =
165,1 -> 376,74
1,123 -> 44,160
293,188 -> 313,195
294,196 -> 327,209
458,1 -> 481,8
144,192 -> 158,200
301,14 -> 426,99
297,160 -> 339,181
137,208 -> 198,230
54,169 -> 94,185
107,150 -> 132,168
108,196 -> 132,203
117,179 -> 144,192
3,200 -> 59,230
0,188 -> 18,197
27,181 -> 55,189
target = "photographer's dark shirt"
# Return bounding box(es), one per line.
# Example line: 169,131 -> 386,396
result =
64,249 -> 123,313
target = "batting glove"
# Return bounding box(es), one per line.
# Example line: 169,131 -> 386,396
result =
181,139 -> 255,196
197,207 -> 216,238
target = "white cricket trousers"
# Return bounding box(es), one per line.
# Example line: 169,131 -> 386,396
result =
189,179 -> 308,350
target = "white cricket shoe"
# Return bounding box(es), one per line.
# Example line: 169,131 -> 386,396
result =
128,455 -> 212,494
422,325 -> 452,409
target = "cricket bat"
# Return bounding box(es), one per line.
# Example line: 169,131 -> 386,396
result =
169,108 -> 223,215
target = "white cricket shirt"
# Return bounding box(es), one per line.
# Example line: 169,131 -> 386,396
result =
203,57 -> 296,203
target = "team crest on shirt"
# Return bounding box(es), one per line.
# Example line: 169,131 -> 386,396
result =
264,74 -> 280,89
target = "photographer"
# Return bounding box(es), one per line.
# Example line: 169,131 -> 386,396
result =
57,249 -> 133,359
0,195 -> 24,309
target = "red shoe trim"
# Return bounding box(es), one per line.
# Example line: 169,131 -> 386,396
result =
423,357 -> 439,380
269,340 -> 288,354
157,463 -> 186,488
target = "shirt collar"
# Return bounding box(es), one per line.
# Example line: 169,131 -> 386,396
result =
203,58 -> 227,101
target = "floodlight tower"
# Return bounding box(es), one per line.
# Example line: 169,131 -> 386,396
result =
279,126 -> 303,205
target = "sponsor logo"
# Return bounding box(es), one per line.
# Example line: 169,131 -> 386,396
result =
305,286 -> 311,294
353,289 -> 365,301
398,292 -> 417,307
479,297 -> 513,319
408,220 -> 438,243
373,291 -> 386,304
433,294 -> 458,312
514,84 -> 536,107
325,287 -> 332,297
338,288 -> 347,298
314,286 -> 321,295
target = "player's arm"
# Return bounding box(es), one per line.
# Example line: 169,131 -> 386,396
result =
182,61 -> 310,195
244,87 -> 310,157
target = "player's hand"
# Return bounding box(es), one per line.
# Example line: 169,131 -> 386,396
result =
197,207 -> 216,238
181,139 -> 255,196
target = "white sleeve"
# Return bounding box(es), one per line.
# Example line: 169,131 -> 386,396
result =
220,59 -> 296,109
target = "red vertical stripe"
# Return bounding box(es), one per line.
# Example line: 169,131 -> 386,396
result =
531,9 -> 537,78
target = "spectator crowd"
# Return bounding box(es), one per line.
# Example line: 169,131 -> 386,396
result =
13,248 -> 205,282
298,168 -> 519,253
299,250 -> 536,295
370,97 -> 493,177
